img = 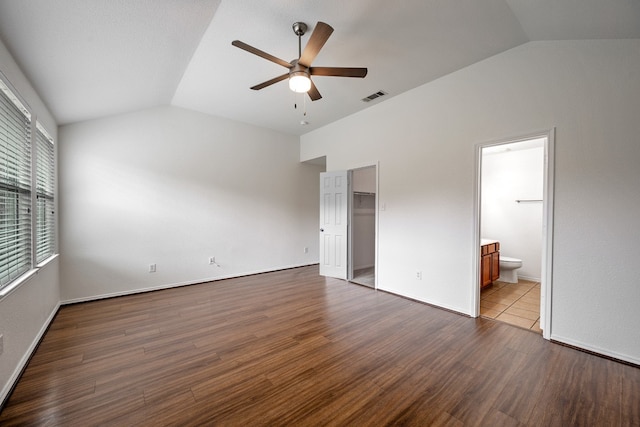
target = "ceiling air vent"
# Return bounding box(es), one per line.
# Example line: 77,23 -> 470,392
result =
361,90 -> 388,103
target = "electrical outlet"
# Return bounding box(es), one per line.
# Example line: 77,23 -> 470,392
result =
303,247 -> 309,254
0,334 -> 3,356
209,256 -> 215,265
416,271 -> 422,280
149,264 -> 156,273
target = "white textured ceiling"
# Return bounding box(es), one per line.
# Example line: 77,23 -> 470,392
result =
0,0 -> 638,135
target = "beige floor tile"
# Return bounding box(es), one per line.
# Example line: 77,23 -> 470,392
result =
495,312 -> 536,329
514,298 -> 540,307
523,289 -> 539,297
499,285 -> 529,296
480,300 -> 509,312
480,278 -> 541,331
511,300 -> 540,312
480,308 -> 502,319
481,288 -> 499,298
493,281 -> 509,289
532,319 -> 542,334
482,294 -> 517,305
504,306 -> 539,321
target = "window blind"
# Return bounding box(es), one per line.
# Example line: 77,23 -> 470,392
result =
0,82 -> 32,288
35,122 -> 55,263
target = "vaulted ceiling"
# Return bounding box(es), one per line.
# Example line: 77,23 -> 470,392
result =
0,0 -> 638,135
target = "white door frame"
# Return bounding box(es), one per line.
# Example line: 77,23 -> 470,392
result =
472,129 -> 555,340
348,163 -> 379,289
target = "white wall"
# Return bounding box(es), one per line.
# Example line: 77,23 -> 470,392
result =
59,106 -> 322,302
481,145 -> 544,281
301,39 -> 640,364
0,38 -> 60,404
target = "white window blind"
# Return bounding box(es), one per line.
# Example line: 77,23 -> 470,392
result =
0,80 -> 32,289
35,122 -> 55,263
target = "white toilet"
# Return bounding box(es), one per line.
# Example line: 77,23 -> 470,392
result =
499,256 -> 523,283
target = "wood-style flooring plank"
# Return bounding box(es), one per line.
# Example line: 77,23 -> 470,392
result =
1,265 -> 639,426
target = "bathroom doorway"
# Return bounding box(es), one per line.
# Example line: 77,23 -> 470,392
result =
474,131 -> 554,340
349,165 -> 377,288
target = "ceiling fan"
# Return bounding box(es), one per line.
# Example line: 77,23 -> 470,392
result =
232,21 -> 367,101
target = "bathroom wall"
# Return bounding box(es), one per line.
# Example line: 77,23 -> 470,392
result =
481,142 -> 544,281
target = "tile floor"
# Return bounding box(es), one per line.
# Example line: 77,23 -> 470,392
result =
480,279 -> 542,334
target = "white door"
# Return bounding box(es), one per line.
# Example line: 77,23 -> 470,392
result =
319,171 -> 349,279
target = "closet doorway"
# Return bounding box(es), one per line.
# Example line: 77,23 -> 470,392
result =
350,166 -> 377,288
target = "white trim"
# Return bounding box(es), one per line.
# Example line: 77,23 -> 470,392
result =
352,263 -> 375,270
471,145 -> 482,316
551,334 -> 640,366
0,301 -> 60,406
0,270 -> 38,301
0,254 -> 59,301
0,70 -> 31,119
61,262 -> 318,305
541,130 -> 555,340
346,162 -> 379,289
377,285 -> 470,316
473,129 -> 555,340
517,275 -> 542,282
375,160 -> 379,290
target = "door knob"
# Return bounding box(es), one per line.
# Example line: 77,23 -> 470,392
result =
320,228 -> 324,232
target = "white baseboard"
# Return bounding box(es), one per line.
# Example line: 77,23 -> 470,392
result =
1,301 -> 61,406
61,263 -> 318,305
353,263 -> 375,271
551,334 -> 640,366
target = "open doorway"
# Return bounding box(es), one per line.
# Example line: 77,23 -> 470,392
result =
475,131 -> 554,339
350,166 -> 376,288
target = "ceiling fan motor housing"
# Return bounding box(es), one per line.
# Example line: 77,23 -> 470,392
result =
292,22 -> 308,36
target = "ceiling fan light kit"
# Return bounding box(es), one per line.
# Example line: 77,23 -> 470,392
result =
289,74 -> 311,93
232,21 -> 367,101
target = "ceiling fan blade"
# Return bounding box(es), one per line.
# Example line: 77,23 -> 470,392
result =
308,79 -> 322,101
232,40 -> 292,69
298,22 -> 334,67
310,67 -> 368,78
250,73 -> 289,90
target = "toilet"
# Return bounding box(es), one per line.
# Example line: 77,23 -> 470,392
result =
499,256 -> 523,283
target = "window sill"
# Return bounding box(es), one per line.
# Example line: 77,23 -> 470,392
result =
0,253 -> 59,301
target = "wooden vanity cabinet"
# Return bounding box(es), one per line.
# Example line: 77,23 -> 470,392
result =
480,242 -> 500,288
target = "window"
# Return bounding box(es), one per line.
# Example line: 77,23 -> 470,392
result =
0,78 -> 32,289
0,74 -> 56,293
35,123 -> 55,263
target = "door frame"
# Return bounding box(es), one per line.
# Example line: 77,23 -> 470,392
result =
472,129 -> 555,340
348,163 -> 379,289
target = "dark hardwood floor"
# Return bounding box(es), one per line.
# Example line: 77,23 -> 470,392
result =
1,265 -> 639,426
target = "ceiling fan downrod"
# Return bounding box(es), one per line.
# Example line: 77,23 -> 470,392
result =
292,22 -> 307,59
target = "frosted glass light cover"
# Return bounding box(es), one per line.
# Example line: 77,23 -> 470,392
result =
289,75 -> 311,93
